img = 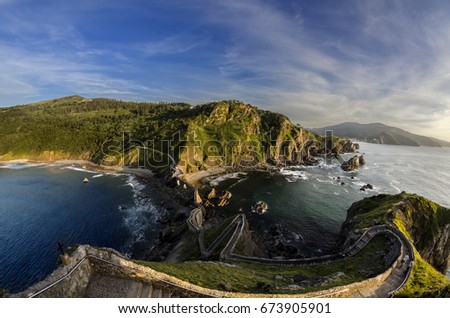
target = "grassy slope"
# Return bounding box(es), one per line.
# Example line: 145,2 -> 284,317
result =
344,192 -> 450,297
0,96 -> 353,174
137,235 -> 391,294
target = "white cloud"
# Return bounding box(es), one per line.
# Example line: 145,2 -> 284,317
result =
0,0 -> 449,141
191,0 -> 450,141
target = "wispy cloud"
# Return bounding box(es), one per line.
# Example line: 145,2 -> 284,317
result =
0,0 -> 449,140
140,33 -> 208,56
190,0 -> 450,140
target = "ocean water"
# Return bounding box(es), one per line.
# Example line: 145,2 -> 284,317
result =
1,143 -> 449,293
0,164 -> 162,293
211,143 -> 450,261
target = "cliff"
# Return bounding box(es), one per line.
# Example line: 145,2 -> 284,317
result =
340,192 -> 450,296
176,101 -> 355,174
0,98 -> 356,175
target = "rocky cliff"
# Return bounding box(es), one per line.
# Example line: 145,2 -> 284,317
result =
176,101 -> 356,174
0,98 -> 357,175
340,193 -> 450,274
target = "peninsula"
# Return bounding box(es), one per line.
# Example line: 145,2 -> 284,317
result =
0,96 -> 449,298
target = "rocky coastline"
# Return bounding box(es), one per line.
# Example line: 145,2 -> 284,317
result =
0,142 -> 361,263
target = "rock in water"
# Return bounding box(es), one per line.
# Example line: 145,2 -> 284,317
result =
218,191 -> 232,207
341,155 -> 365,171
360,183 -> 374,191
207,188 -> 216,199
194,189 -> 203,205
359,155 -> 365,165
252,201 -> 269,214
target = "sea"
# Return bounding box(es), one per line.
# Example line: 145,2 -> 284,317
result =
208,142 -> 450,272
0,142 -> 449,293
0,164 -> 163,293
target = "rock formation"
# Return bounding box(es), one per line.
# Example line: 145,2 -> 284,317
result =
194,189 -> 203,205
360,183 -> 373,191
252,201 -> 269,214
340,193 -> 450,275
341,155 -> 365,171
187,206 -> 205,232
207,188 -> 216,199
217,191 -> 232,207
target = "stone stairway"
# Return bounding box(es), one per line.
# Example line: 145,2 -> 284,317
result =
345,232 -> 374,257
85,274 -> 175,298
372,259 -> 409,297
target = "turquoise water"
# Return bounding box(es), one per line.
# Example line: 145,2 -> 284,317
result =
210,143 -> 450,258
0,164 -> 162,293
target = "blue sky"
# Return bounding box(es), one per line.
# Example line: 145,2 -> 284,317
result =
1,0 -> 449,140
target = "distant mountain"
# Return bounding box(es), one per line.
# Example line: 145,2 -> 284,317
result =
309,122 -> 450,147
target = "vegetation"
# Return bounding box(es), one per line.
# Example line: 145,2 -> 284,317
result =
343,192 -> 450,297
0,96 -> 352,175
137,235 -> 391,294
178,230 -> 202,261
203,216 -> 235,247
397,253 -> 449,297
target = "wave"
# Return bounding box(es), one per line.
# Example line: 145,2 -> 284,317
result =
228,176 -> 248,189
120,174 -> 163,255
0,163 -> 46,170
62,165 -> 97,174
92,174 -> 104,178
390,179 -> 402,193
209,172 -> 247,187
279,168 -> 308,182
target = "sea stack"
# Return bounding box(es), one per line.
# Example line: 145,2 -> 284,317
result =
83,178 -> 89,183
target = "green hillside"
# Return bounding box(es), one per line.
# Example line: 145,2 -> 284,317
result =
341,192 -> 450,297
0,96 -> 353,174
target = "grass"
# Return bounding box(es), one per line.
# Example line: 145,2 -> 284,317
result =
395,252 -> 450,297
347,193 -> 408,230
135,235 -> 391,294
348,193 -> 450,297
203,216 -> 236,247
178,230 -> 202,261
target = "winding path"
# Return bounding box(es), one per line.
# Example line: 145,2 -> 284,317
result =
19,217 -> 414,298
217,215 -> 415,297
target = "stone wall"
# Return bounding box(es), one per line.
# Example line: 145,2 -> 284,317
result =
12,247 -> 93,298
10,241 -> 405,298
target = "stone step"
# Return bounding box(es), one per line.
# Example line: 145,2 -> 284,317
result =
162,289 -> 172,298
126,281 -> 143,298
151,288 -> 163,298
140,284 -> 153,298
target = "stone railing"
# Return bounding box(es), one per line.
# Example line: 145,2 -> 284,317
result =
221,218 -> 392,265
11,246 -> 215,298
200,214 -> 242,258
9,218 -> 415,298
12,246 -> 93,298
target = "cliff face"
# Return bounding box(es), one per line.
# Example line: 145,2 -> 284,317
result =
0,98 -> 355,173
392,197 -> 450,274
177,101 -> 355,174
340,193 -> 450,274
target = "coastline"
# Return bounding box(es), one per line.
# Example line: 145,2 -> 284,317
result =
0,158 -> 196,261
0,158 -> 154,178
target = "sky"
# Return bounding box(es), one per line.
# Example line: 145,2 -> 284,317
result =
0,0 -> 449,141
